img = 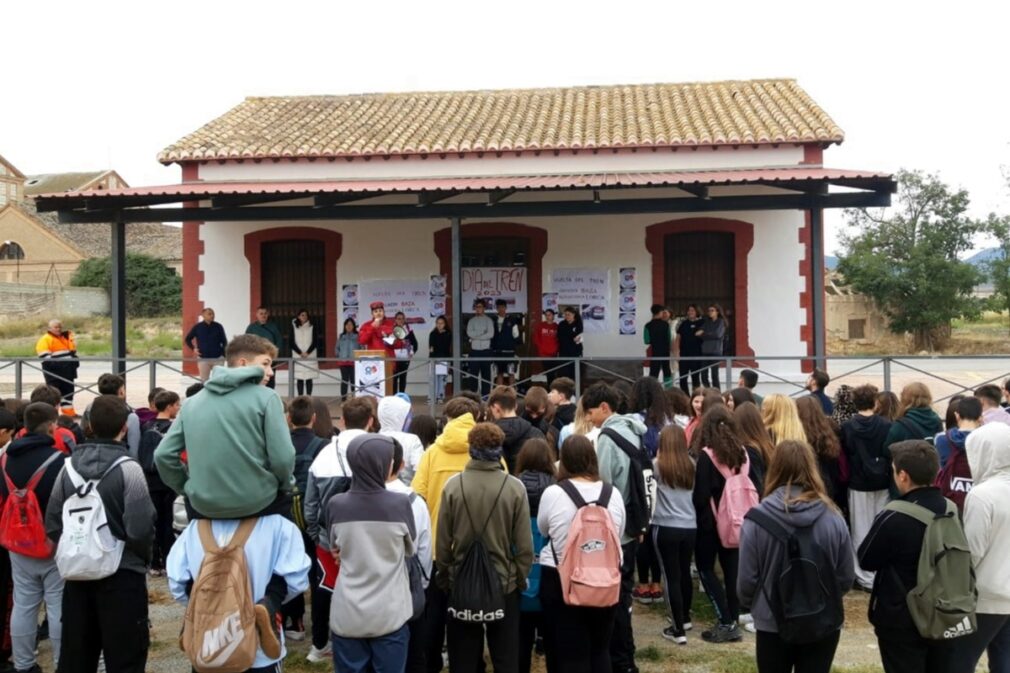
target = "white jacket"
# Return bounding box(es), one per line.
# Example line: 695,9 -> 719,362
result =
964,423 -> 1010,614
377,396 -> 424,485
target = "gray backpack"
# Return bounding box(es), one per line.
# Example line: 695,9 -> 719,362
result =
885,499 -> 977,640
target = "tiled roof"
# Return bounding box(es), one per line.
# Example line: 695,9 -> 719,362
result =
0,154 -> 25,179
23,172 -> 109,196
158,79 -> 844,163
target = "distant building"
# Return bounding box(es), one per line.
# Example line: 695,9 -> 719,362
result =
825,270 -> 890,342
0,154 -> 181,284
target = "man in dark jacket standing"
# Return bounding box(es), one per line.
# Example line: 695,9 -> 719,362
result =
2,403 -> 66,673
841,384 -> 892,592
246,307 -> 284,389
184,308 -> 228,381
46,394 -> 155,673
858,441 -> 951,673
644,304 -> 672,384
487,386 -> 543,474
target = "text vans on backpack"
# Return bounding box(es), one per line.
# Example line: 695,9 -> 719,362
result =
550,480 -> 622,607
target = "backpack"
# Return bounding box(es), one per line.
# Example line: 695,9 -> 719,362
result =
745,507 -> 844,643
884,499 -> 977,640
551,480 -> 622,608
702,447 -> 759,549
291,436 -> 329,532
406,492 -> 429,622
0,452 -> 61,558
138,423 -> 166,475
935,433 -> 973,513
599,427 -> 653,538
447,475 -> 508,623
520,517 -> 547,612
55,456 -> 133,580
181,519 -> 260,673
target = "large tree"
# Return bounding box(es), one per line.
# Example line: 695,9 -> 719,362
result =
837,169 -> 982,350
982,214 -> 1010,333
71,253 -> 182,318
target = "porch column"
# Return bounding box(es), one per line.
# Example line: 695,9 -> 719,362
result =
809,206 -> 826,370
111,218 -> 127,375
450,217 -> 463,389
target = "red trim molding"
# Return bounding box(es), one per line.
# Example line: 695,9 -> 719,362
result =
797,212 -> 818,372
645,218 -> 755,360
181,162 -> 202,375
802,144 -> 824,165
433,223 -> 548,328
243,227 -> 343,364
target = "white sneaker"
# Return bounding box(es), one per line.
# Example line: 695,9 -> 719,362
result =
744,622 -> 757,633
738,613 -> 754,625
285,628 -> 306,642
306,643 -> 332,663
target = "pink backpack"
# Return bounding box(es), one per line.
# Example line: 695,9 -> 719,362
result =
551,480 -> 622,607
702,447 -> 759,549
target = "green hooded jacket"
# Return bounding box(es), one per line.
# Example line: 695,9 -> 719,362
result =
154,365 -> 295,518
245,321 -> 284,349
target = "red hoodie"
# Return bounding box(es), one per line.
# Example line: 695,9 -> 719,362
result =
533,321 -> 559,357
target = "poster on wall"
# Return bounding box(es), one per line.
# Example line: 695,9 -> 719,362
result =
342,307 -> 358,325
355,355 -> 385,398
541,292 -> 559,314
342,284 -> 359,307
358,279 -> 432,328
618,267 -> 637,335
429,274 -> 447,318
551,268 -> 610,334
462,267 -> 528,313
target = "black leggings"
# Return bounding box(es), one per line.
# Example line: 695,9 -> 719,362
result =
339,365 -> 354,398
695,529 -> 739,625
756,629 -> 840,673
149,488 -> 176,571
540,566 -> 615,673
393,361 -> 409,394
699,360 -> 721,390
636,532 -> 662,585
296,379 -> 314,396
652,525 -> 696,631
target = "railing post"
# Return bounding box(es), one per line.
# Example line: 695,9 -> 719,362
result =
287,359 -> 297,399
14,359 -> 22,399
883,357 -> 892,393
574,357 -> 582,396
428,361 -> 437,417
149,360 -> 157,394
725,357 -> 733,390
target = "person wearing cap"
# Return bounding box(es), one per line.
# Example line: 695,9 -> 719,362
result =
466,299 -> 495,396
35,319 -> 79,416
358,301 -> 398,355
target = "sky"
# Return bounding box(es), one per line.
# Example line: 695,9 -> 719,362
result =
2,0 -> 1008,255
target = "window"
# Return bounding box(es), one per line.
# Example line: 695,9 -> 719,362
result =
0,192 -> 6,206
0,241 -> 24,260
848,318 -> 866,340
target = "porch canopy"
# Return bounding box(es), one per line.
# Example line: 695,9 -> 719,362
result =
33,165 -> 895,377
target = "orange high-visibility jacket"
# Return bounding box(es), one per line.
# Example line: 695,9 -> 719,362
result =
36,331 -> 77,360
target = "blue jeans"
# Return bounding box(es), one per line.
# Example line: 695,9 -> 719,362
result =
332,624 -> 409,673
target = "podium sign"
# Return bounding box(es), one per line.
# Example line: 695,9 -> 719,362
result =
354,350 -> 391,397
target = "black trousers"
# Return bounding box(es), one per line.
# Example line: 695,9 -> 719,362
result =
636,532 -> 662,585
876,630 -> 952,673
698,360 -> 721,390
282,532 -> 316,626
540,566 -> 615,673
424,571 -> 449,673
652,525 -> 695,631
948,613 -> 1010,673
467,351 -> 493,396
393,361 -> 410,394
696,529 -> 739,625
149,488 -> 176,571
756,629 -> 841,673
610,539 -> 638,673
518,610 -> 542,673
340,365 -> 355,398
58,570 -> 149,673
406,611 -> 430,673
677,359 -> 702,393
296,379 -> 314,396
446,591 -> 519,673
43,372 -> 76,409
648,359 -> 672,382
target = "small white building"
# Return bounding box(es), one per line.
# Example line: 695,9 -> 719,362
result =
36,78 -> 893,390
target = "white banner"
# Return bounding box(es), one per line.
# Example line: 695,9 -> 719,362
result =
551,267 -> 611,334
355,355 -> 385,399
462,267 -> 528,313
358,279 -> 432,328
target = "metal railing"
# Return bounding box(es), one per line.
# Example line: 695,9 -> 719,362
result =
2,354 -> 1009,415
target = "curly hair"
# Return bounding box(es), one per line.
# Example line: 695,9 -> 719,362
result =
795,396 -> 841,460
693,405 -> 746,471
468,422 -> 506,451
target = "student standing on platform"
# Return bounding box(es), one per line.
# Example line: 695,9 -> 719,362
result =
429,315 -> 452,403
466,300 -> 495,397
675,305 -> 705,393
698,304 -> 727,391
556,307 -> 584,384
644,304 -> 673,385
290,309 -> 320,396
491,299 -> 522,387
533,309 -> 560,383
391,312 -> 419,396
336,318 -> 359,401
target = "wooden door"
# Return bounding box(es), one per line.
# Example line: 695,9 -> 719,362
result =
664,231 -> 735,354
261,240 -> 325,357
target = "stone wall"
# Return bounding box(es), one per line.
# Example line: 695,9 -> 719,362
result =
0,283 -> 109,320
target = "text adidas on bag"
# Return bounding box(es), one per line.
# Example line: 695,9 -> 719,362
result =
942,616 -> 975,640
446,607 -> 506,622
198,611 -> 246,668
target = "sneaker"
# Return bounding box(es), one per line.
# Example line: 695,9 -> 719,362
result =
701,624 -> 743,643
632,586 -> 652,604
738,613 -> 754,625
683,620 -> 693,631
662,626 -> 687,645
284,618 -> 306,642
744,622 -> 756,633
306,643 -> 333,663
650,589 -> 663,601
254,601 -> 282,660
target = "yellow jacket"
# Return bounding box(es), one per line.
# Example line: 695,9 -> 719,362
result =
411,412 -> 476,553
36,331 -> 76,359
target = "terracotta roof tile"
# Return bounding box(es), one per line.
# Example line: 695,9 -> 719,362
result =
158,79 -> 844,164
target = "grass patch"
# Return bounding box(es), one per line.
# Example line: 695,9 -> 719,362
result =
832,666 -> 884,673
0,316 -> 182,358
636,645 -> 664,662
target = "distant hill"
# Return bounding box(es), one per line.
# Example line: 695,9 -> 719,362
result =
968,248 -> 1004,267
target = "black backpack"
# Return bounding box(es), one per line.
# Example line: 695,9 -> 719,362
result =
447,474 -> 508,623
745,507 -> 844,644
138,423 -> 167,475
599,427 -> 652,538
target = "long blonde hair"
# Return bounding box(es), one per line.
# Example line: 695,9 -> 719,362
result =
761,394 -> 807,445
897,382 -> 933,419
572,398 -> 595,436
764,439 -> 838,513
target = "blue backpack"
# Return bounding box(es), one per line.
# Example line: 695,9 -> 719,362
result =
521,516 -> 548,612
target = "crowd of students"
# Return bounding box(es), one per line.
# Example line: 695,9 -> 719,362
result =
1,334 -> 1010,673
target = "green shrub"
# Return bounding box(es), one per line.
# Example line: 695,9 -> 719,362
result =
71,254 -> 181,317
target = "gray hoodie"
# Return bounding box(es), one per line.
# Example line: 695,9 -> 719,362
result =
326,434 -> 416,639
595,413 -> 648,544
46,440 -> 156,575
737,486 -> 854,633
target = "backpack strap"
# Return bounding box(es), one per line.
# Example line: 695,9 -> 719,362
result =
197,518 -> 258,554
558,479 -> 588,509
197,519 -> 219,553
22,452 -> 62,493
744,507 -> 794,543
0,454 -> 14,495
307,436 -> 329,461
885,499 -> 941,527
460,473 -> 509,538
600,427 -> 642,458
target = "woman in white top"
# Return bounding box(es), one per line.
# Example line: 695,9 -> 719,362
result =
290,309 -> 320,395
537,435 -> 625,673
